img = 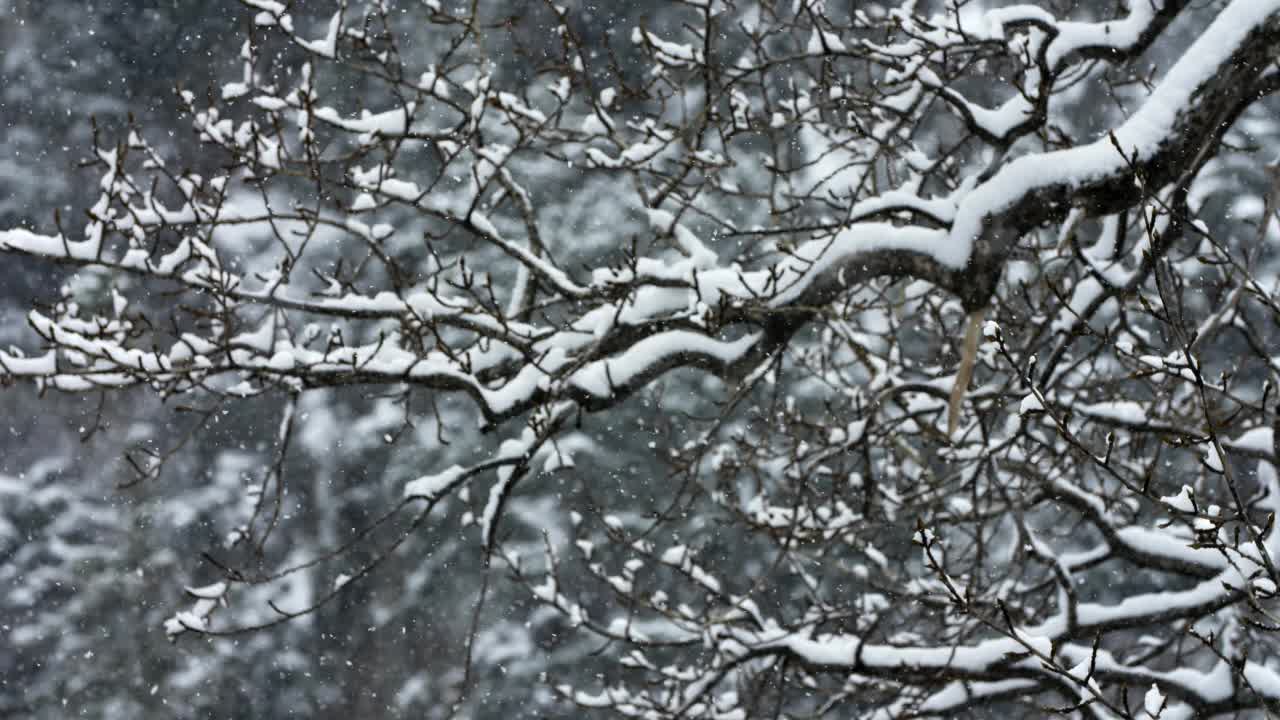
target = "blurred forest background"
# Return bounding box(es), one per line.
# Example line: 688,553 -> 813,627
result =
0,2 -> 690,717
1,1 -> 1275,718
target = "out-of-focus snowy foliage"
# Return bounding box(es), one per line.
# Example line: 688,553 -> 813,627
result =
4,0 -> 1280,718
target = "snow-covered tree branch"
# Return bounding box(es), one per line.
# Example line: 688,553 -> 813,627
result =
5,0 -> 1280,716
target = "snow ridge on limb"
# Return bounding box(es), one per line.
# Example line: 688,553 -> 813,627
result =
3,1 -> 1277,408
